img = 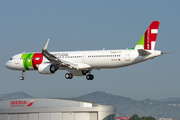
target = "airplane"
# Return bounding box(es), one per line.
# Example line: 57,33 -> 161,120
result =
6,21 -> 163,80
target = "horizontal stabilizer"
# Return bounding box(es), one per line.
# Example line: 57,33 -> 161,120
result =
138,49 -> 151,56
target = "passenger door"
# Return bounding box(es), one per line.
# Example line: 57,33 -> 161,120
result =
125,50 -> 131,61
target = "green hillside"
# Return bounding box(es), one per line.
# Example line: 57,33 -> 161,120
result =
73,91 -> 180,120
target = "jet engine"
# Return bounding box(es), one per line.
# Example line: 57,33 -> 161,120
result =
38,63 -> 57,74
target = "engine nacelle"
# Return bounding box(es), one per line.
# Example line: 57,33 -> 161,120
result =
38,63 -> 57,74
71,69 -> 88,76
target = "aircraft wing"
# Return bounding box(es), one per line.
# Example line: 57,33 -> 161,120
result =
60,59 -> 91,69
42,39 -> 91,70
138,49 -> 151,56
42,39 -> 59,65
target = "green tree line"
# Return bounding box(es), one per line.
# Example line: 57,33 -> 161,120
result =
129,114 -> 156,120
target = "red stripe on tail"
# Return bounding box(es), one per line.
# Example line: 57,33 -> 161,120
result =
144,21 -> 160,50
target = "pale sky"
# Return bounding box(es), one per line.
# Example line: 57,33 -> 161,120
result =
1,1 -> 179,100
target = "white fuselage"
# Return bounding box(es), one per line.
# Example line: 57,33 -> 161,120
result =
6,49 -> 162,71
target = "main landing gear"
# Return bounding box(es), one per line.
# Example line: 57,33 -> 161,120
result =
65,73 -> 73,79
86,70 -> 94,80
65,73 -> 94,80
19,70 -> 25,80
86,74 -> 94,80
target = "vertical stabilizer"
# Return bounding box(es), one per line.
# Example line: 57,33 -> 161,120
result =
133,21 -> 160,50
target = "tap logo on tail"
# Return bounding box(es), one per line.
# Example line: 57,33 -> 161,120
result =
132,21 -> 160,50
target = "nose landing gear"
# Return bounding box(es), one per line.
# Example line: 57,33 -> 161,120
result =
19,70 -> 25,80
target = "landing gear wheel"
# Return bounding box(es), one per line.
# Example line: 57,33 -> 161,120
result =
90,74 -> 94,80
65,73 -> 70,79
20,76 -> 24,80
69,73 -> 73,79
65,73 -> 73,79
86,74 -> 94,80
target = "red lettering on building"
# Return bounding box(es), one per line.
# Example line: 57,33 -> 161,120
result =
10,100 -> 27,107
10,100 -> 33,107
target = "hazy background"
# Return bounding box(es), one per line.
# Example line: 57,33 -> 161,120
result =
1,0 -> 179,100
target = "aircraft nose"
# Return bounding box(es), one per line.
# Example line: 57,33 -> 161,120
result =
5,61 -> 11,69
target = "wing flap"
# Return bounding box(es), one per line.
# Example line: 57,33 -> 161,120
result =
76,63 -> 91,69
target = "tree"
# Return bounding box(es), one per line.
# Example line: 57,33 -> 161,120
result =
146,116 -> 156,120
129,114 -> 139,120
129,114 -> 156,120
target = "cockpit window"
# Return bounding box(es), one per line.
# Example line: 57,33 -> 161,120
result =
9,58 -> 13,60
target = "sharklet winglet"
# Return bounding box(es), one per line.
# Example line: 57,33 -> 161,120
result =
43,39 -> 50,51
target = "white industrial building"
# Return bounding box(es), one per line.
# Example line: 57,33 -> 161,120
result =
0,98 -> 116,120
